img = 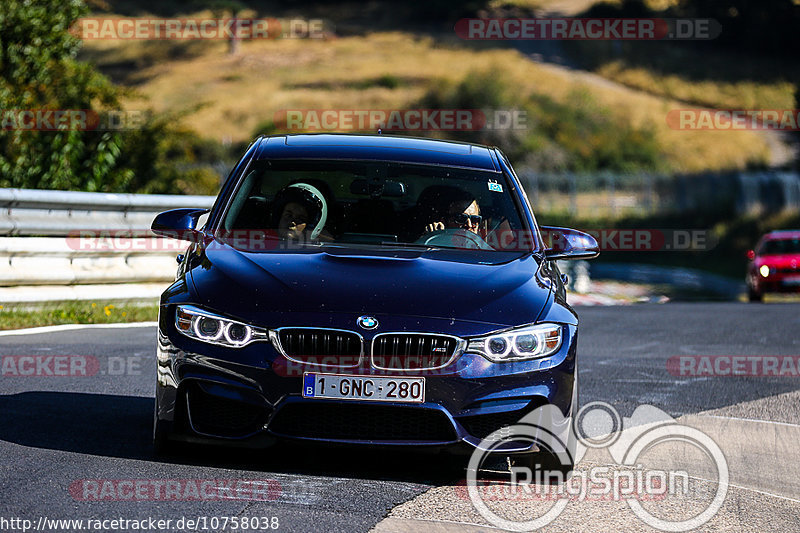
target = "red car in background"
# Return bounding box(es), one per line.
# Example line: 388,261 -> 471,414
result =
747,230 -> 800,301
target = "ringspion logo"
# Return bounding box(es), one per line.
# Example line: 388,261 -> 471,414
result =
466,402 -> 728,531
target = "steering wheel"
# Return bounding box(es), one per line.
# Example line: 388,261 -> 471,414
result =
415,228 -> 494,250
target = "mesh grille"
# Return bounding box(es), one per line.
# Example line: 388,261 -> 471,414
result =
278,329 -> 362,366
372,334 -> 459,370
269,402 -> 457,442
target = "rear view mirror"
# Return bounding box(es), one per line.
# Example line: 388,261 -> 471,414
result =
540,226 -> 599,260
350,179 -> 406,197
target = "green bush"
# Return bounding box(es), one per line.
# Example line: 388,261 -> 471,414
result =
0,0 -> 126,190
0,0 -> 231,195
112,110 -> 232,195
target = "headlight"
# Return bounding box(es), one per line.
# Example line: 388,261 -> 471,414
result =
759,265 -> 771,278
175,305 -> 267,348
467,323 -> 563,362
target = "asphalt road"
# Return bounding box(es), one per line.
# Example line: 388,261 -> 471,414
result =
1,302 -> 799,532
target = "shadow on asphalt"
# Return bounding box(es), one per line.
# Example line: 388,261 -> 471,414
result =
0,391 -> 465,485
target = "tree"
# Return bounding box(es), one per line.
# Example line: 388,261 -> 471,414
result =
0,0 -> 229,194
0,0 -> 135,190
204,0 -> 248,55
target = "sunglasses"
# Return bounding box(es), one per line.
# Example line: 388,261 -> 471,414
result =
449,213 -> 483,225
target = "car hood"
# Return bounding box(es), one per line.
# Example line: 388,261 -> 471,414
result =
187,242 -> 551,328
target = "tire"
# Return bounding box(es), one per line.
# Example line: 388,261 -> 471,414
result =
748,288 -> 763,302
509,450 -> 573,483
153,399 -> 177,456
468,371 -> 579,482
509,370 -> 578,483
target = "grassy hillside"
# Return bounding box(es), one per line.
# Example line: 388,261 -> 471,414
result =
556,1 -> 799,124
79,24 -> 771,174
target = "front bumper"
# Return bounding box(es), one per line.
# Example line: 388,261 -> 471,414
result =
752,275 -> 800,293
155,307 -> 578,454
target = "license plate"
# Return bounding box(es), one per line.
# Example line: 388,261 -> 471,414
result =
782,276 -> 800,286
302,372 -> 425,403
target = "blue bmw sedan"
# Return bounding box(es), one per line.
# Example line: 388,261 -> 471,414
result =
151,133 -> 598,467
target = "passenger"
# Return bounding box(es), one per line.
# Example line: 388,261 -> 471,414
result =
272,183 -> 329,242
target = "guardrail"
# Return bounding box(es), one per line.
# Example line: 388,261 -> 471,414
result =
0,188 -> 214,236
0,237 -> 182,286
0,187 -> 745,304
589,263 -> 744,299
1,188 -> 215,303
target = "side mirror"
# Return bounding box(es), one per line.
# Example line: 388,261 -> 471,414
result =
540,226 -> 599,261
746,249 -> 755,260
151,208 -> 210,241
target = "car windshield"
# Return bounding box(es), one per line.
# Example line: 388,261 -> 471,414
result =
218,159 -> 532,253
759,237 -> 800,256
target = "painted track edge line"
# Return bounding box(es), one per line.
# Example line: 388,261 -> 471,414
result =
0,321 -> 158,336
692,413 -> 800,429
375,516 -> 506,532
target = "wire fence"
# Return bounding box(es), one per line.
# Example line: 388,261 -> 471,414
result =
517,170 -> 800,218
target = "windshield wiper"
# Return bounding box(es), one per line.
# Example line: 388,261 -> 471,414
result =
316,241 -> 442,251
378,241 -> 444,250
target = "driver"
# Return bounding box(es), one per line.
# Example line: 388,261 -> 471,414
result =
272,183 -> 329,242
420,187 -> 482,236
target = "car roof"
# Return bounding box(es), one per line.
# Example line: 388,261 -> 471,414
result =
763,230 -> 800,240
254,133 -> 500,172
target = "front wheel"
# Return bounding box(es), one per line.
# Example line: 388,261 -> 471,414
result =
748,288 -> 763,302
509,450 -> 573,483
153,400 -> 176,456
